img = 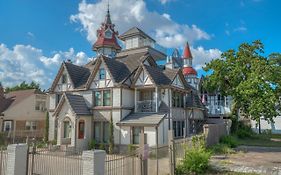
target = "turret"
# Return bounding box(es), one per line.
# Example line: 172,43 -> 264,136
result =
92,4 -> 121,57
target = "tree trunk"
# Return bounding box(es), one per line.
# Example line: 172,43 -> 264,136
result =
258,118 -> 261,134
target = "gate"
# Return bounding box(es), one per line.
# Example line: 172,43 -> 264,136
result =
105,151 -> 141,175
0,148 -> 7,175
27,145 -> 83,175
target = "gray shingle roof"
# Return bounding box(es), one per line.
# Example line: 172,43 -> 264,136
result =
102,56 -> 132,83
119,27 -> 155,42
117,113 -> 166,126
144,65 -> 171,85
64,62 -> 91,88
116,52 -> 149,72
65,94 -> 91,115
186,91 -> 205,109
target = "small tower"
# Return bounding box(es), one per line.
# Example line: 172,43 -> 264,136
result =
166,48 -> 183,69
182,42 -> 198,89
92,4 -> 121,57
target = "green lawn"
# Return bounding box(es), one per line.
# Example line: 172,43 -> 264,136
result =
236,134 -> 281,147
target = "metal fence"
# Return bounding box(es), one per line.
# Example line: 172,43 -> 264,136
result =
27,147 -> 83,175
105,151 -> 141,175
148,145 -> 170,175
0,148 -> 7,175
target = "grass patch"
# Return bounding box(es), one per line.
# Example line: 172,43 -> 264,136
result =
236,134 -> 281,147
210,143 -> 236,155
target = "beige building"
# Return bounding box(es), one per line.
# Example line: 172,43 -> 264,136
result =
47,8 -> 206,151
0,88 -> 47,139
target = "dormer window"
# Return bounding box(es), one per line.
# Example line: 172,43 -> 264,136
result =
105,29 -> 112,39
62,74 -> 67,84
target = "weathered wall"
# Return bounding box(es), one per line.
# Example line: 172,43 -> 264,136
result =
203,123 -> 227,147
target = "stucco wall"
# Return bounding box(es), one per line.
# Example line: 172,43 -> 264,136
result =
251,116 -> 281,134
112,88 -> 121,107
120,126 -> 130,145
122,88 -> 134,108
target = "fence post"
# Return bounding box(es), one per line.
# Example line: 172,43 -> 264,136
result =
168,130 -> 175,175
139,131 -> 148,175
6,144 -> 28,175
82,150 -> 106,175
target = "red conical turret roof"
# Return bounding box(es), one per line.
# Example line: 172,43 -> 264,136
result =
92,5 -> 121,52
183,42 -> 192,59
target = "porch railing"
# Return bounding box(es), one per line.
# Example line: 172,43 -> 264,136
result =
136,100 -> 156,112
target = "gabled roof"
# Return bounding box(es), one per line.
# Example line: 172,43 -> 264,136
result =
49,62 -> 91,92
117,113 -> 166,127
64,62 -> 91,88
53,93 -> 91,116
102,56 -> 131,83
186,91 -> 205,110
119,27 -> 155,42
0,89 -> 43,114
116,52 -> 155,72
143,65 -> 171,86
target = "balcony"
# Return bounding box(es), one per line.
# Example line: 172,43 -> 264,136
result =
136,100 -> 156,113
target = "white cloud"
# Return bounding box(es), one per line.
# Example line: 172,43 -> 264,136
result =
159,0 -> 170,5
70,0 -> 211,48
190,46 -> 222,71
27,32 -> 35,38
0,44 -> 90,89
234,26 -> 247,32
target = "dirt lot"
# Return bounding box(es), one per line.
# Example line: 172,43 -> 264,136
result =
212,146 -> 281,175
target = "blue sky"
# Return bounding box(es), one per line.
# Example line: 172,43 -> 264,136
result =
0,0 -> 280,89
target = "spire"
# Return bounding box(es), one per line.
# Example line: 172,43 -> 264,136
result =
183,42 -> 193,59
105,1 -> 112,24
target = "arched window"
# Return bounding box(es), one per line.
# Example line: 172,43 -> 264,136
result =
78,120 -> 85,139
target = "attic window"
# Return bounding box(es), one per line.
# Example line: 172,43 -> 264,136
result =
99,68 -> 105,80
105,29 -> 112,39
62,74 -> 67,84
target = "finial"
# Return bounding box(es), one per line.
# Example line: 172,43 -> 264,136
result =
107,0 -> 110,14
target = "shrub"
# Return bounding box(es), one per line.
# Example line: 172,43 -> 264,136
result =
88,139 -> 96,150
235,121 -> 255,139
176,134 -> 211,174
127,144 -> 137,154
220,135 -> 238,148
99,143 -> 105,150
49,140 -> 57,145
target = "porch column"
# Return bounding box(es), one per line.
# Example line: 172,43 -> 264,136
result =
155,87 -> 158,113
134,88 -> 137,113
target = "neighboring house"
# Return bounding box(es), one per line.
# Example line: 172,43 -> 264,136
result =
0,87 -> 47,139
47,8 -> 205,150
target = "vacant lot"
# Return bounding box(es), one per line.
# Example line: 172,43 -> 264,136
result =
212,146 -> 281,175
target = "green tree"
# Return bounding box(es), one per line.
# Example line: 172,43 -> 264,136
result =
204,40 -> 280,133
6,81 -> 40,92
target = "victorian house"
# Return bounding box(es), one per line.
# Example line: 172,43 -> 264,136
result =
47,8 -> 205,150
